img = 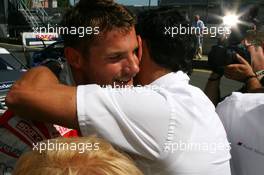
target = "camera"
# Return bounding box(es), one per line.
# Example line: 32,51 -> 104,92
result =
208,41 -> 251,75
208,5 -> 261,75
208,29 -> 264,74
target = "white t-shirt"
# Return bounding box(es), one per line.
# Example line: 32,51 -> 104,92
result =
192,19 -> 205,36
216,92 -> 264,175
77,71 -> 231,175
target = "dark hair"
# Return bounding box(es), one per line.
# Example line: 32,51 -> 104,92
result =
61,0 -> 136,56
136,7 -> 197,74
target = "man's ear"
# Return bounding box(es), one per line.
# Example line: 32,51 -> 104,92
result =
137,35 -> 142,62
141,39 -> 151,59
64,47 -> 83,69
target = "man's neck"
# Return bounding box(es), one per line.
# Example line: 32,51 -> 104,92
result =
135,64 -> 170,86
71,69 -> 86,85
135,41 -> 171,85
146,69 -> 170,84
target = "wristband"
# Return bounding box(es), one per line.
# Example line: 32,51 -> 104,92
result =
256,70 -> 264,77
244,74 -> 258,83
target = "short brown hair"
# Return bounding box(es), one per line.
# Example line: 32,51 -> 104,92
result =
13,136 -> 143,175
61,0 -> 136,54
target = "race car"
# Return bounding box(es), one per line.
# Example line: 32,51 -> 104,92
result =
0,46 -> 78,174
0,47 -> 26,115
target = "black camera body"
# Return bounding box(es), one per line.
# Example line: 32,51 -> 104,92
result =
208,25 -> 255,75
208,43 -> 251,75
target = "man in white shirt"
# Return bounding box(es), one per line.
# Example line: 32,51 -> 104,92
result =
205,35 -> 264,174
212,44 -> 264,175
216,92 -> 264,175
6,7 -> 231,175
192,15 -> 205,59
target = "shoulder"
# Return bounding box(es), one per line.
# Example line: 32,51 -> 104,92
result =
217,92 -> 264,116
217,92 -> 242,111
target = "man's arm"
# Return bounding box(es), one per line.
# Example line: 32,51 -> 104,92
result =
204,72 -> 222,106
224,54 -> 262,91
5,66 -> 78,129
248,45 -> 264,72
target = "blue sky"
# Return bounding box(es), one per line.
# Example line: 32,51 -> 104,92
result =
117,0 -> 158,6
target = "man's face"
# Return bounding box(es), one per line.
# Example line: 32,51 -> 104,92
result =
194,15 -> 199,21
80,27 -> 140,86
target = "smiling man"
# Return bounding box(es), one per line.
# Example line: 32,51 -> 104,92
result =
60,0 -> 141,87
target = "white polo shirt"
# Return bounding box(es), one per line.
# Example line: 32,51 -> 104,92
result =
216,92 -> 264,175
77,71 -> 231,175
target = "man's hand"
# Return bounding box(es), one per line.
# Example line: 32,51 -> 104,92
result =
224,53 -> 262,91
5,66 -> 78,129
248,45 -> 264,72
224,54 -> 255,82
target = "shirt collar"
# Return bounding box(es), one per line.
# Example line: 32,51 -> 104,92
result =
149,71 -> 190,87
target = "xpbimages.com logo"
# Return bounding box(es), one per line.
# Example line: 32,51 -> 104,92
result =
32,24 -> 100,37
164,24 -> 231,38
32,140 -> 100,154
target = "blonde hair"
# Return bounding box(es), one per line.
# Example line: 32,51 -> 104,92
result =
13,136 -> 143,175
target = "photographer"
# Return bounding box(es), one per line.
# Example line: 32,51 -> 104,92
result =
205,38 -> 264,175
205,4 -> 263,105
200,5 -> 264,175
215,46 -> 264,175
205,41 -> 264,105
